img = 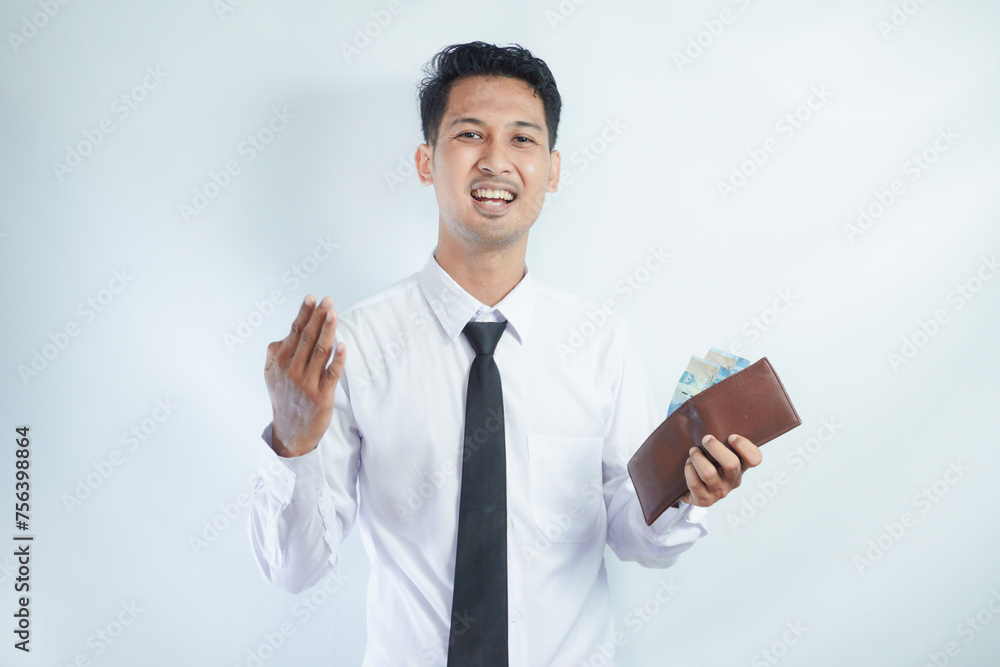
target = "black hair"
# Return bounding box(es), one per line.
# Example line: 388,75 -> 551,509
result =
417,41 -> 562,151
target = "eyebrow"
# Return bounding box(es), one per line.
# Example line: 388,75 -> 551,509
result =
447,117 -> 545,133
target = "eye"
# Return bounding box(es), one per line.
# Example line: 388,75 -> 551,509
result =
513,136 -> 535,144
456,131 -> 481,140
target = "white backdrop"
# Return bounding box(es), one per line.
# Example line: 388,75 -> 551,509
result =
2,0 -> 999,665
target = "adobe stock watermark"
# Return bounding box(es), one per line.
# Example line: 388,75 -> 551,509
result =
352,312 -> 430,392
520,478 -> 604,564
189,470 -> 271,555
7,0 -> 73,54
17,268 -> 136,386
726,417 -> 843,533
843,126 -> 958,243
580,578 -> 682,666
672,0 -> 757,72
56,600 -> 144,667
717,85 -> 833,202
0,556 -> 16,586
556,245 -> 670,361
750,620 -> 808,666
61,398 -> 179,514
340,0 -> 402,63
351,284 -> 453,395
878,0 -> 933,40
385,151 -> 418,192
920,587 -> 1000,666
52,66 -> 168,182
853,460 -> 969,575
179,107 -> 295,223
394,404 -> 506,521
224,235 -> 339,353
545,117 -> 627,202
392,451 -> 464,521
233,568 -> 349,667
723,287 -> 798,359
417,607 -> 483,666
544,0 -> 593,30
887,253 -> 997,372
214,0 -> 252,20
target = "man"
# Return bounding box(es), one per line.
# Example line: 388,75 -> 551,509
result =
250,41 -> 762,666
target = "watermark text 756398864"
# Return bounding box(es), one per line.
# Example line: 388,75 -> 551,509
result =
13,425 -> 34,653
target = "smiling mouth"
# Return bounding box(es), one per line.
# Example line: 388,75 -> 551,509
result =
470,188 -> 517,206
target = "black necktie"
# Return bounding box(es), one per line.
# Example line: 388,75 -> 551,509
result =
448,320 -> 508,666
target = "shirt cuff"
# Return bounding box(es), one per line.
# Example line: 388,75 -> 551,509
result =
648,501 -> 709,540
258,422 -> 328,500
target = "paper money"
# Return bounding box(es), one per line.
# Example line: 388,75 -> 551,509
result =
666,349 -> 752,416
667,356 -> 720,416
704,348 -> 750,380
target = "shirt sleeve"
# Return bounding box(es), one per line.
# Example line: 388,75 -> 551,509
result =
247,374 -> 363,593
602,317 -> 709,568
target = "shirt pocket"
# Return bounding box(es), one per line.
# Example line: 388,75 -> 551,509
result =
527,435 -> 605,543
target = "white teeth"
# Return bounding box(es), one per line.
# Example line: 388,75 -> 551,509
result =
472,188 -> 514,201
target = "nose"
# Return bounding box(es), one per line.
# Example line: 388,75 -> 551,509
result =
477,138 -> 511,175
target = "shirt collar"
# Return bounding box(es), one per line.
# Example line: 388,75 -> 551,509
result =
418,245 -> 535,345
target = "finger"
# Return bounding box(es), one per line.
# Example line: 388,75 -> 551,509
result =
291,296 -> 333,374
280,295 -> 317,356
320,340 -> 347,392
727,433 -> 763,469
265,340 -> 281,373
305,308 -> 338,386
683,455 -> 708,504
701,435 -> 743,487
688,445 -> 723,491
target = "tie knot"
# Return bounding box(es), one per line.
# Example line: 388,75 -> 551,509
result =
462,320 -> 506,356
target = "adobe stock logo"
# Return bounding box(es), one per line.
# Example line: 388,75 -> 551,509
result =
853,460 -> 969,576
62,398 -> 178,513
339,0 -> 402,63
18,269 -> 136,385
887,254 -> 997,372
717,86 -> 833,202
546,117 -> 627,202
7,0 -> 73,54
672,0 -> 757,72
179,107 -> 295,223
921,588 -> 1000,666
555,245 -> 670,361
751,620 -> 808,667
843,126 -> 958,243
581,579 -> 683,665
878,0 -> 933,39
52,66 -> 168,181
726,418 -> 842,533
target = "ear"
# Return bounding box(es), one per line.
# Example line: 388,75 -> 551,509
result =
546,149 -> 561,193
415,143 -> 434,186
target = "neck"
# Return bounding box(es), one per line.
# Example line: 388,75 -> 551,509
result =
434,234 -> 527,307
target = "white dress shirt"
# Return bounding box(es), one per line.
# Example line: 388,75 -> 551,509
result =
248,247 -> 708,666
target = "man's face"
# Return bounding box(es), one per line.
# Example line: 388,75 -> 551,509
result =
416,74 -> 560,249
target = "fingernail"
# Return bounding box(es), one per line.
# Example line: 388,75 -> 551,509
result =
701,435 -> 711,446
304,295 -> 315,306
728,434 -> 737,443
325,310 -> 333,322
689,447 -> 697,456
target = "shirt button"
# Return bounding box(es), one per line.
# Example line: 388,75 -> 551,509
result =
510,611 -> 521,623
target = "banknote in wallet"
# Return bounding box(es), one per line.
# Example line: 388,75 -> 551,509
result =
628,356 -> 802,525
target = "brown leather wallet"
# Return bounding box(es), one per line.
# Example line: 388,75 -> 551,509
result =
628,357 -> 801,525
